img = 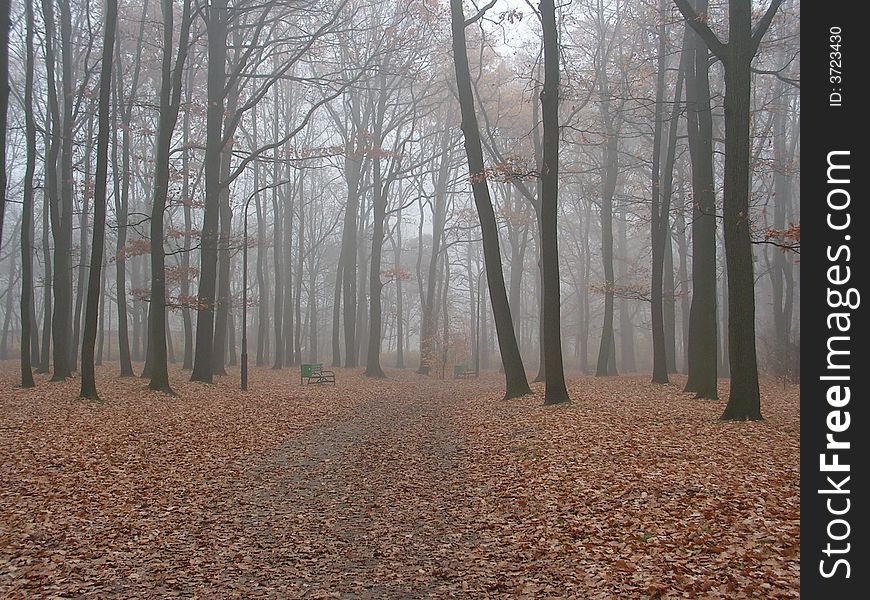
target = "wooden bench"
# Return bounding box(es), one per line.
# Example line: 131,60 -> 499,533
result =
301,363 -> 335,385
453,365 -> 478,379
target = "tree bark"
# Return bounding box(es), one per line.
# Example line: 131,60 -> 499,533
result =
72,113 -> 95,372
649,3 -> 669,384
449,0 -> 531,399
680,0 -> 717,398
539,0 -> 569,405
180,70 -> 194,370
148,0 -> 191,394
41,0 -> 71,381
595,110 -> 618,376
0,0 -> 8,252
111,2 -> 148,377
418,133 -> 451,374
19,0 -> 37,388
191,0 -> 228,383
616,214 -> 635,372
37,122 -> 52,374
340,136 -> 363,368
673,0 -> 783,419
80,0 -> 117,400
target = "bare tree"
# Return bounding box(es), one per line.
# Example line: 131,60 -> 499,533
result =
80,0 -> 118,400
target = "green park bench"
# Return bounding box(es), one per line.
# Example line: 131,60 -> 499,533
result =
300,363 -> 336,385
453,364 -> 478,379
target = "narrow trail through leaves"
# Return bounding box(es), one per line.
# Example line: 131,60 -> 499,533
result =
0,363 -> 799,598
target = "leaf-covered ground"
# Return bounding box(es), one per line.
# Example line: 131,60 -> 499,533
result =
0,363 -> 799,598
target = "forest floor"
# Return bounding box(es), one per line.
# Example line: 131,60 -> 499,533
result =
0,362 -> 799,598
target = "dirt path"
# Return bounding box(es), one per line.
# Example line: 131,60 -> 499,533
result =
1,365 -> 800,598
236,379 -> 490,598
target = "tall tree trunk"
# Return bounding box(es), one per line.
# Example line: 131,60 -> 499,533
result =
38,123 -> 52,374
331,260 -> 342,366
595,111 -> 618,376
769,87 -> 796,377
191,0 -> 228,382
96,252 -> 106,366
309,252 -> 319,363
674,0 -> 783,419
0,0 -> 8,252
663,225 -> 678,372
680,0 -> 717,398
616,214 -> 635,372
394,203 -> 405,368
180,72 -> 194,370
539,0 -> 569,404
649,2 -> 670,384
365,113 -> 396,379
364,184 -> 387,377
111,2 -> 148,377
80,0 -> 117,400
418,134 -> 450,374
211,73 -> 240,375
354,204 -> 368,366
294,181 -> 304,364
41,0 -> 70,381
29,266 -> 40,365
652,23 -> 687,382
675,185 -> 691,373
282,176 -> 295,367
271,118 -> 285,369
148,0 -> 191,394
449,0 -> 531,399
255,190 -> 269,365
19,0 -> 37,388
71,113 -> 95,372
340,139 -> 363,368
252,106 -> 269,366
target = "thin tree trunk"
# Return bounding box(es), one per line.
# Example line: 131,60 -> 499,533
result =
111,6 -> 146,377
38,122 -> 52,374
394,203 -> 405,368
595,118 -> 618,376
282,175 -> 295,367
616,214 -> 635,372
19,0 -> 37,388
41,0 -> 69,381
331,260 -> 341,366
664,225 -> 677,372
272,112 -> 285,369
181,67 -> 194,370
80,0 -> 117,400
418,134 -> 450,374
96,253 -> 106,366
0,0 -> 8,252
148,0 -> 191,393
294,177 -> 304,364
675,185 -> 691,373
1,262 -> 18,360
71,112 -> 95,372
649,1 -> 671,384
